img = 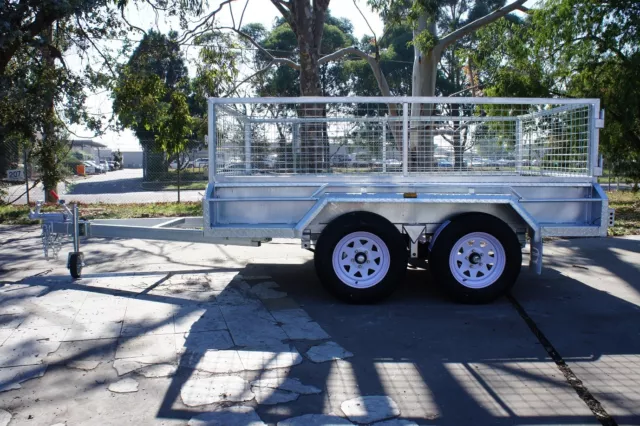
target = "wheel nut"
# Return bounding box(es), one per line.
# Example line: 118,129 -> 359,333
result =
358,264 -> 362,268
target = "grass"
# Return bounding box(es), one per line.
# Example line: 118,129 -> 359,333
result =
1,191 -> 638,236
607,191 -> 640,236
141,181 -> 208,191
141,169 -> 208,191
0,202 -> 203,226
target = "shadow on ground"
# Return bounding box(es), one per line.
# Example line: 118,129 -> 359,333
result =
0,237 -> 639,425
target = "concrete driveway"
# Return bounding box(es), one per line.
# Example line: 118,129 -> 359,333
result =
0,226 -> 639,426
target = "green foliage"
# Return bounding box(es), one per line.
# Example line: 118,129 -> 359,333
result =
410,31 -> 438,53
245,12 -> 356,99
113,31 -> 187,149
156,91 -> 193,155
472,0 -> 640,181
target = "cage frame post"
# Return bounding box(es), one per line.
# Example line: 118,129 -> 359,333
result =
402,103 -> 409,177
515,118 -> 523,174
244,119 -> 252,173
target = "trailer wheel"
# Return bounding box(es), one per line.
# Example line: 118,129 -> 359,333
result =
315,212 -> 407,303
68,252 -> 84,279
429,213 -> 521,304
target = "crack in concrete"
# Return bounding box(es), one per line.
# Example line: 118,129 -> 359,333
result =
507,293 -> 618,426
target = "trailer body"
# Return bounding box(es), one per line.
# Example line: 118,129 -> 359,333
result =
30,97 -> 613,302
204,97 -> 611,273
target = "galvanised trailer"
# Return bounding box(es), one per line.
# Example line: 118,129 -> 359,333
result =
29,97 -> 614,304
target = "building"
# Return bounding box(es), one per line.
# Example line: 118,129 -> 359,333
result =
120,151 -> 144,168
70,140 -> 111,161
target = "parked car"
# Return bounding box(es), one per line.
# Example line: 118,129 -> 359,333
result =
437,159 -> 453,168
100,160 -> 110,172
82,161 -> 96,174
220,162 -> 247,174
169,160 -> 194,169
329,154 -> 351,167
194,158 -> 209,168
370,158 -> 402,171
471,158 -> 486,167
88,161 -> 106,173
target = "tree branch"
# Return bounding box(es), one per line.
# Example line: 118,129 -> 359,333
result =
224,60 -> 275,96
178,0 -> 236,44
223,26 -> 300,70
229,1 -> 236,28
590,35 -> 629,63
75,17 -> 116,78
437,0 -> 527,52
121,8 -> 146,35
270,0 -> 296,33
239,0 -> 250,28
353,0 -> 380,59
318,46 -> 391,99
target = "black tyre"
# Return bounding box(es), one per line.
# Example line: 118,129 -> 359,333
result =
429,213 -> 522,304
314,212 -> 407,303
69,252 -> 84,279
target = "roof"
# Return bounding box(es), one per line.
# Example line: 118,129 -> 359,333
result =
71,139 -> 108,149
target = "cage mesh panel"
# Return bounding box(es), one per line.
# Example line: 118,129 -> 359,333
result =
214,101 -> 592,177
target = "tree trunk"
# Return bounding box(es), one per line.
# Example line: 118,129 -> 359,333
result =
297,12 -> 328,173
409,16 -> 440,172
41,26 -> 58,203
451,104 -> 465,170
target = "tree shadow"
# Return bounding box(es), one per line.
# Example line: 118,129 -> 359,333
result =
0,237 -> 639,425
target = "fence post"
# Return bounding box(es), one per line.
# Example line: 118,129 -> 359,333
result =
402,103 -> 409,177
177,157 -> 181,204
24,147 -> 29,205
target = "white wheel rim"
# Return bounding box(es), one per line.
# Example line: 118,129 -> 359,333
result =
449,232 -> 506,289
332,231 -> 391,289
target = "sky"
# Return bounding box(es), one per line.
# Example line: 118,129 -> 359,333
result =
70,0 -> 385,152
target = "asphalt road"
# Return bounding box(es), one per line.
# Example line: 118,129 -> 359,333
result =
0,228 -> 639,425
3,169 -> 204,204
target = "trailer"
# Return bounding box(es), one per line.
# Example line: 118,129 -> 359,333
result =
29,97 -> 614,304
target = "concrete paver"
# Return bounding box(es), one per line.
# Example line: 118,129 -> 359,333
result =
250,377 -> 321,395
0,365 -> 46,392
180,375 -> 254,406
108,377 -> 139,393
0,225 -> 639,425
271,308 -> 330,340
306,341 -> 354,363
0,409 -> 11,426
115,334 -> 177,363
188,405 -> 267,426
341,396 -> 401,424
180,349 -> 245,373
253,387 -> 300,405
277,414 -> 352,425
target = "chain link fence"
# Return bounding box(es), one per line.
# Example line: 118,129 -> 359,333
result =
603,155 -> 640,191
0,138 -> 41,205
1,139 -> 209,205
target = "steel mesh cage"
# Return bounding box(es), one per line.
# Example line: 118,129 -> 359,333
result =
211,97 -> 597,178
